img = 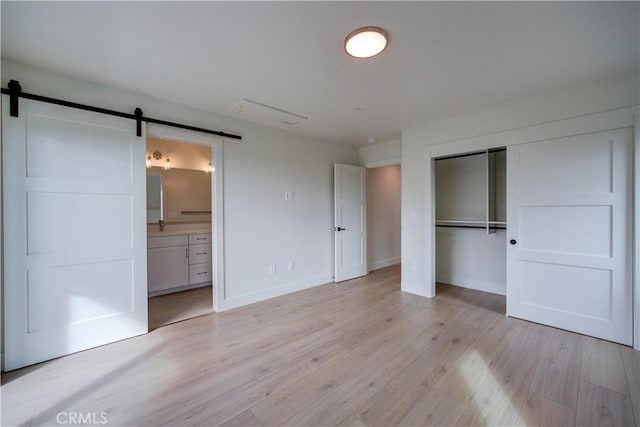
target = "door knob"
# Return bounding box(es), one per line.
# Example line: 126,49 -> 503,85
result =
335,227 -> 346,231
509,239 -> 517,245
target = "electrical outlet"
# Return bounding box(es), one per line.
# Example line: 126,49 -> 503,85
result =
288,261 -> 294,272
269,264 -> 276,275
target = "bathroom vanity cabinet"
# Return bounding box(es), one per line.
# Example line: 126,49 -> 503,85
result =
147,232 -> 212,296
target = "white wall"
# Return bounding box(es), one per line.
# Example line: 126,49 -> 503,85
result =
1,60 -> 358,312
435,155 -> 487,221
223,124 -> 356,303
401,72 -> 640,298
367,165 -> 401,270
436,228 -> 506,295
359,139 -> 401,167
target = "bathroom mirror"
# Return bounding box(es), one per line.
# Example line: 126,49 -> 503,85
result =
146,167 -> 212,224
146,172 -> 163,223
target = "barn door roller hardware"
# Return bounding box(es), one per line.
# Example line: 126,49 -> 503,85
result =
1,80 -> 242,140
7,79 -> 21,118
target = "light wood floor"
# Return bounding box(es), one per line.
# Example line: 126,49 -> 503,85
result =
2,265 -> 638,426
148,286 -> 213,330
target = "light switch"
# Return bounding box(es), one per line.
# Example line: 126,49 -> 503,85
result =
284,191 -> 293,200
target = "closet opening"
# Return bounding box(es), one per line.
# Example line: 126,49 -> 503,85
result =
434,148 -> 507,310
146,137 -> 215,330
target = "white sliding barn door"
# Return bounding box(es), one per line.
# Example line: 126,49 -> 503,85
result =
334,163 -> 367,282
507,128 -> 632,345
2,97 -> 148,370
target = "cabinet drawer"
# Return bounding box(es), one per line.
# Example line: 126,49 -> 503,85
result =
189,233 -> 212,245
189,263 -> 212,284
148,235 -> 188,248
189,244 -> 211,265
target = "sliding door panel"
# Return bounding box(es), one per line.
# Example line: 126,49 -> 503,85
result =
2,97 -> 148,370
506,128 -> 632,344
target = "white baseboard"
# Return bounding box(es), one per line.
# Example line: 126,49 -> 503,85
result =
219,274 -> 334,312
368,257 -> 400,271
401,279 -> 435,298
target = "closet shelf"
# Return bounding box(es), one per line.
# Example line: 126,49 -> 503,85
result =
435,220 -> 507,230
435,148 -> 507,235
436,219 -> 485,224
435,220 -> 506,225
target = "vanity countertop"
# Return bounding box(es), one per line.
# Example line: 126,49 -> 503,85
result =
147,229 -> 212,238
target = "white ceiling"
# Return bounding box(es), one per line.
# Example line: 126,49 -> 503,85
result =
2,2 -> 638,146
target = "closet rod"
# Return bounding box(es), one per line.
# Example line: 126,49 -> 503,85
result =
434,147 -> 506,162
1,80 -> 242,140
436,220 -> 506,225
436,220 -> 485,224
436,224 -> 506,230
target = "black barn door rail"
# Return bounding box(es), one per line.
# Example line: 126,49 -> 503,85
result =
1,80 -> 242,140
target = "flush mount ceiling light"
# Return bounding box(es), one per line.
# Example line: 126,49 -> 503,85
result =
344,26 -> 388,59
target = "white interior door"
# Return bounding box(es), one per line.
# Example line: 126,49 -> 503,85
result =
507,128 -> 632,345
2,97 -> 148,370
334,163 -> 367,282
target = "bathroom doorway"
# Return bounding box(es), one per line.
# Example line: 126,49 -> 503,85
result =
145,135 -> 216,329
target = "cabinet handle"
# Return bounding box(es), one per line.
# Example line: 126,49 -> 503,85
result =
196,237 -> 207,241
196,252 -> 207,255
197,271 -> 208,275
186,248 -> 189,258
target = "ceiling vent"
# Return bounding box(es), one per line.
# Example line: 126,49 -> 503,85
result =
232,98 -> 308,127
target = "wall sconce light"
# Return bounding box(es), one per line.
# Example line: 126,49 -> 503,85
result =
147,150 -> 166,168
164,158 -> 171,170
207,162 -> 214,173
